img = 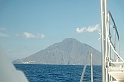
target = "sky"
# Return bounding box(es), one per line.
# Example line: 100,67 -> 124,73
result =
0,0 -> 124,61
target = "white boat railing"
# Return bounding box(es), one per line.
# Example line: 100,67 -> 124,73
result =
80,52 -> 94,82
101,0 -> 124,82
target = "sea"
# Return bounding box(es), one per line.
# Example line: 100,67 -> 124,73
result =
14,64 -> 102,82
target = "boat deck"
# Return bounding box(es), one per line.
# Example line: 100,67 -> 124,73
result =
108,62 -> 124,82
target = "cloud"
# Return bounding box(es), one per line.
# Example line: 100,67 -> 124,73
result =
76,27 -> 86,33
37,33 -> 45,38
0,27 -> 7,31
15,34 -> 20,37
76,24 -> 100,33
16,32 -> 45,39
23,32 -> 35,38
0,32 -> 10,37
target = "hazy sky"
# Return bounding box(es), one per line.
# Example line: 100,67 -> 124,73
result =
0,0 -> 124,61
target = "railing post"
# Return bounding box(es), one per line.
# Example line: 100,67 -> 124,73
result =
90,52 -> 93,82
101,0 -> 106,82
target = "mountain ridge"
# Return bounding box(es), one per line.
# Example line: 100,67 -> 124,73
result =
13,38 -> 101,65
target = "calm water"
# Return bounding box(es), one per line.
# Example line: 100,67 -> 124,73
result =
14,64 -> 102,82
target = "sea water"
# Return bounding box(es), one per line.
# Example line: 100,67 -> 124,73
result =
14,64 -> 102,82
